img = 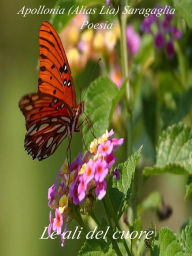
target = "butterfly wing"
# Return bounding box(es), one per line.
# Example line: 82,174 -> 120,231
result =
38,21 -> 77,108
19,93 -> 72,160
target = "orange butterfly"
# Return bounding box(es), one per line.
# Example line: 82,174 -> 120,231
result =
19,21 -> 84,161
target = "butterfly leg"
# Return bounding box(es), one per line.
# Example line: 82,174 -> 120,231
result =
76,114 -> 96,139
66,135 -> 72,167
84,112 -> 96,138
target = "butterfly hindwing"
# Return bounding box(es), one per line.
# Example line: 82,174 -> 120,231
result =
38,21 -> 77,107
19,93 -> 72,160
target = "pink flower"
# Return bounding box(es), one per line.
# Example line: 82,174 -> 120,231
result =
165,13 -> 173,22
171,26 -> 182,39
141,5 -> 181,60
94,159 -> 108,182
95,181 -> 107,200
108,129 -> 114,137
98,140 -> 113,157
53,209 -> 63,235
70,183 -> 79,205
83,159 -> 95,184
112,168 -> 120,180
48,184 -> 56,207
78,176 -> 87,202
162,19 -> 170,32
110,66 -> 123,88
141,17 -> 153,33
112,137 -> 124,147
69,153 -> 83,173
48,211 -> 53,236
166,40 -> 175,59
61,223 -> 68,247
154,33 -> 165,49
126,26 -> 141,56
105,153 -> 116,169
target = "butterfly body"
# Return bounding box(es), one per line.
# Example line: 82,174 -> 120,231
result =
19,21 -> 84,160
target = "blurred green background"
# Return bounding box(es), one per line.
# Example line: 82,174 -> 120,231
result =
0,0 -> 191,256
0,0 -> 84,255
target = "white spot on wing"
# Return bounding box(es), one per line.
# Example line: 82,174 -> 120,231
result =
27,124 -> 36,134
38,123 -> 49,131
51,143 -> 57,154
61,116 -> 70,122
44,124 -> 61,133
57,133 -> 67,146
46,137 -> 54,148
36,136 -> 42,144
36,149 -> 42,158
41,117 -> 48,121
57,126 -> 66,133
39,139 -> 44,146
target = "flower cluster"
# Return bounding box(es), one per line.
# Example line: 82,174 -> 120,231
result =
59,14 -> 140,88
141,6 -> 181,59
47,130 -> 123,246
69,130 -> 123,204
59,14 -> 121,73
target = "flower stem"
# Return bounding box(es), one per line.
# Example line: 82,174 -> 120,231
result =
73,206 -> 88,234
102,198 -> 123,256
105,193 -> 132,256
120,6 -> 133,157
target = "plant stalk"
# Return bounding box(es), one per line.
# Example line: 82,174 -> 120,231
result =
103,199 -> 123,256
120,9 -> 133,157
105,193 -> 132,256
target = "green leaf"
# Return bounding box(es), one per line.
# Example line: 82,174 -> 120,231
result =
143,164 -> 189,176
83,76 -> 118,147
50,0 -> 76,33
174,42 -> 187,87
139,191 -> 162,214
109,79 -> 126,123
78,240 -> 114,256
142,86 -> 158,146
185,176 -> 192,199
161,88 -> 192,129
109,147 -> 142,217
180,217 -> 192,231
152,227 -> 183,256
174,0 -> 192,28
179,222 -> 192,254
143,123 -> 192,176
50,0 -> 105,33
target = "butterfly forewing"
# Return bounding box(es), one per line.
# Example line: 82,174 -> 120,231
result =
38,21 -> 77,107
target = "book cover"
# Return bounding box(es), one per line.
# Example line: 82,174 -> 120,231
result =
1,0 -> 192,255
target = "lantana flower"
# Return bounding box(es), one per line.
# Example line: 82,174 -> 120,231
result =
53,208 -> 63,235
47,130 -> 123,247
141,5 -> 181,59
126,25 -> 141,57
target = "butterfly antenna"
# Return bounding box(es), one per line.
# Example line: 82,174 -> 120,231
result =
66,136 -> 72,167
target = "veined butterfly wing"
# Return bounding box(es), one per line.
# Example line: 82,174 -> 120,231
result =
19,93 -> 73,160
38,21 -> 77,107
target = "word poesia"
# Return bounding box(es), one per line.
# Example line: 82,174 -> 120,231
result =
80,21 -> 113,30
40,226 -> 154,240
